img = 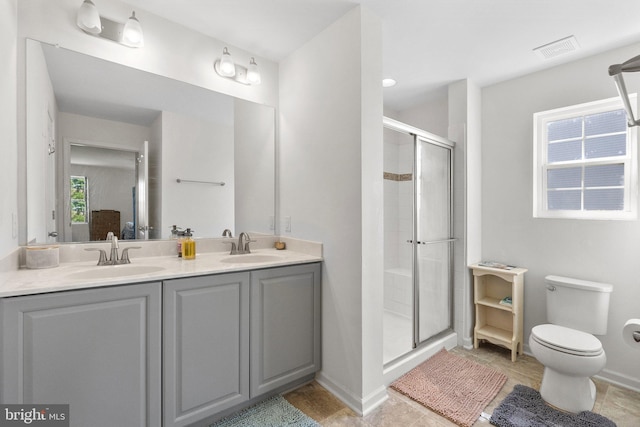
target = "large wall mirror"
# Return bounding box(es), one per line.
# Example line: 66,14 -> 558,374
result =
25,39 -> 275,245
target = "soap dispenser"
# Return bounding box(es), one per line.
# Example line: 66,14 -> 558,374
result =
182,228 -> 196,260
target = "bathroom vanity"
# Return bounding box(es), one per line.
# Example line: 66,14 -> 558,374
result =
0,243 -> 321,427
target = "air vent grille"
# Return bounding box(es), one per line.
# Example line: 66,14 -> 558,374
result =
533,35 -> 580,60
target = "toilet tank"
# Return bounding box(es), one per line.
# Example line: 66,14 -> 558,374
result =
545,275 -> 613,335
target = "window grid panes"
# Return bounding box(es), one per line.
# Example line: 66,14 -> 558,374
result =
71,175 -> 89,224
534,96 -> 637,220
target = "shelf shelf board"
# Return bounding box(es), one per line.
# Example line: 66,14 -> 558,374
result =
475,325 -> 513,344
476,297 -> 513,312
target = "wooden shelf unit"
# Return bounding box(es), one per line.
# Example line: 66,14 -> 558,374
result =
469,263 -> 527,362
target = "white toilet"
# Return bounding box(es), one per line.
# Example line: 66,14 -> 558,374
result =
529,275 -> 613,413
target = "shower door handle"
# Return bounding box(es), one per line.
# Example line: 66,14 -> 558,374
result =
407,238 -> 456,245
418,238 -> 457,245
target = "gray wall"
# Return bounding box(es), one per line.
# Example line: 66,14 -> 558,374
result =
482,41 -> 640,389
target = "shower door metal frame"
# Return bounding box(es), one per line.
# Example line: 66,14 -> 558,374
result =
382,117 -> 455,353
412,133 -> 455,348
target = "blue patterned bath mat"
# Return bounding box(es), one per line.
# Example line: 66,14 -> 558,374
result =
210,395 -> 320,427
490,384 -> 616,427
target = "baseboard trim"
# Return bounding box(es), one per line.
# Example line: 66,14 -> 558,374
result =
315,372 -> 388,416
596,368 -> 640,393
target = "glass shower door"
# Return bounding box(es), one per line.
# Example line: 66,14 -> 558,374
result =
414,136 -> 454,345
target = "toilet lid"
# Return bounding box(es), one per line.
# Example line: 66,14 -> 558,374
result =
532,324 -> 603,356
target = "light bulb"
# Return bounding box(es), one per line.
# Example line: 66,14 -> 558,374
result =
219,47 -> 236,77
123,11 -> 144,47
77,0 -> 102,35
247,58 -> 261,85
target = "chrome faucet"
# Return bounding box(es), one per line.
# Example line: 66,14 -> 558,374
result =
222,229 -> 233,237
237,232 -> 255,254
224,232 -> 255,255
107,233 -> 119,264
85,232 -> 141,265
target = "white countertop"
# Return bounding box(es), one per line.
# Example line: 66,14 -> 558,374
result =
0,248 -> 322,298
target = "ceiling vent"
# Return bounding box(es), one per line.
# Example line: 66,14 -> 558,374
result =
533,35 -> 580,60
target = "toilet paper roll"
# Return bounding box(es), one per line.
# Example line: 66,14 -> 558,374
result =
623,319 -> 640,349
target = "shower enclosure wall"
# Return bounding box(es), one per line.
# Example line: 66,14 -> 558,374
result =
383,117 -> 456,368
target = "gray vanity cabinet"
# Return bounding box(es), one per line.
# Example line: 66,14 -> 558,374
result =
163,272 -> 250,427
250,263 -> 321,397
0,282 -> 162,427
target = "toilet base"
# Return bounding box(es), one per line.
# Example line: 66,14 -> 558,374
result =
539,367 -> 596,413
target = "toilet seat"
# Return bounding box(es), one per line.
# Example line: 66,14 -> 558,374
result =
531,324 -> 603,356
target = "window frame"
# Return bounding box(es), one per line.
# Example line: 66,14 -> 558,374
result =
533,95 -> 638,220
70,175 -> 89,224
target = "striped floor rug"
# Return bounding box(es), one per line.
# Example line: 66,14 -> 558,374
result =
391,348 -> 507,427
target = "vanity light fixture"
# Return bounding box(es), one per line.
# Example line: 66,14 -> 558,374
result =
76,1 -> 144,48
122,11 -> 144,47
247,58 -> 261,85
214,48 -> 262,85
76,0 -> 101,34
217,47 -> 236,77
609,54 -> 640,127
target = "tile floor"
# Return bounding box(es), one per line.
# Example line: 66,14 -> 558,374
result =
284,344 -> 640,427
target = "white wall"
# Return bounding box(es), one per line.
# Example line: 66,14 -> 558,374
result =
149,115 -> 162,239
448,80 -> 482,347
161,111 -> 235,238
25,39 -> 57,244
234,100 -> 275,235
394,91 -> 449,137
1,0 -> 18,258
58,112 -> 152,146
279,6 -> 385,415
482,42 -> 640,390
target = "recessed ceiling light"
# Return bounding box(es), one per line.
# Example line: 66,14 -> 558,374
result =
382,78 -> 396,88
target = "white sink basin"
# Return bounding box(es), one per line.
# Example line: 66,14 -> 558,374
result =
220,254 -> 282,264
66,265 -> 166,280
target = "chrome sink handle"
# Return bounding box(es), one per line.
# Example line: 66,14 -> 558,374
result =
84,248 -> 108,265
119,247 -> 142,264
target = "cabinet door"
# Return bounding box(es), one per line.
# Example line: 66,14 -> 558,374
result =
250,263 -> 321,397
0,282 -> 161,427
163,272 -> 250,427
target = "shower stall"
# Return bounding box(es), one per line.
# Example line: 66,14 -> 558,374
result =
382,117 -> 456,369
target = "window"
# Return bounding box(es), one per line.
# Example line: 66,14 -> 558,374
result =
70,175 -> 89,224
534,96 -> 638,220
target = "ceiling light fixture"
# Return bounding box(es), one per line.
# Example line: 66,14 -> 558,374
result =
382,78 -> 397,88
609,54 -> 640,127
76,1 -> 144,48
214,48 -> 261,85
